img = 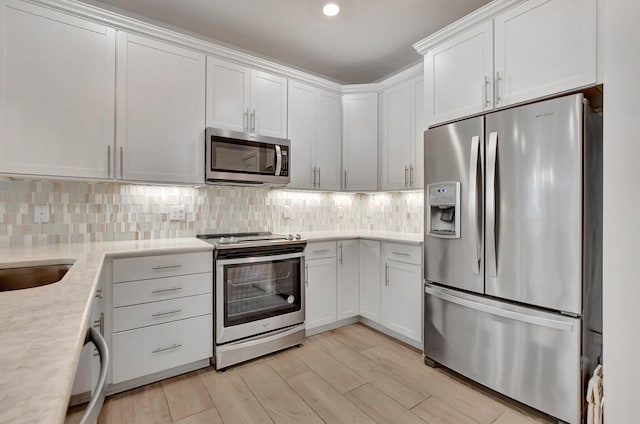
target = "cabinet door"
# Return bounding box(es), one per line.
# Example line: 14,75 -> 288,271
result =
494,0 -> 597,108
342,93 -> 378,191
382,260 -> 422,343
359,240 -> 381,323
315,89 -> 342,191
337,240 -> 359,320
206,57 -> 251,132
381,82 -> 412,190
287,81 -> 316,189
0,0 -> 115,178
411,77 -> 425,190
305,257 -> 337,330
250,69 -> 288,138
424,20 -> 493,127
116,32 -> 205,184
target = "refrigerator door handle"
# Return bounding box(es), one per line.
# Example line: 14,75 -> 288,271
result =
424,285 -> 574,332
468,135 -> 481,275
486,131 -> 498,277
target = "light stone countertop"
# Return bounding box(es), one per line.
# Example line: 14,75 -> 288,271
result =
300,230 -> 423,245
0,238 -> 213,424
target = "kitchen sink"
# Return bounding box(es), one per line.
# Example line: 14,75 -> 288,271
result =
0,261 -> 75,292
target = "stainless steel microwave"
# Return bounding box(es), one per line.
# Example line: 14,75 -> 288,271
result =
205,127 -> 290,185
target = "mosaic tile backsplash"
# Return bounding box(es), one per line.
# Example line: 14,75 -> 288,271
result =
0,179 -> 424,247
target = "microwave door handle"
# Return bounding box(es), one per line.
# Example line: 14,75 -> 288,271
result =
275,145 -> 282,176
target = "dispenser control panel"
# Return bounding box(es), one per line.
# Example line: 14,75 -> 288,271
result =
429,184 -> 458,207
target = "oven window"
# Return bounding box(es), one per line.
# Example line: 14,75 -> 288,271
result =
224,257 -> 301,327
211,138 -> 276,175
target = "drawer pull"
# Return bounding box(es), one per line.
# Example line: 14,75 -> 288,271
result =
152,343 -> 182,354
151,309 -> 182,318
151,287 -> 183,294
313,249 -> 331,254
392,251 -> 411,257
151,265 -> 183,270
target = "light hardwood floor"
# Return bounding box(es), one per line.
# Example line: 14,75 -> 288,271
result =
67,323 -> 555,424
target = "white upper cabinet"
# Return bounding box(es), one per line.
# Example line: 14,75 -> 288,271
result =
0,0 -> 115,179
494,0 -> 597,107
342,93 -> 378,191
206,57 -> 287,138
288,81 -> 341,190
206,58 -> 251,133
424,20 -> 494,127
381,76 -> 425,190
116,32 -> 205,184
422,0 -> 597,127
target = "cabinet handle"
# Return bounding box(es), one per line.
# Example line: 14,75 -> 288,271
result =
152,309 -> 182,318
313,166 -> 317,187
152,343 -> 182,354
95,289 -> 103,299
313,249 -> 331,254
344,169 -> 347,189
107,145 -> 111,177
339,243 -> 343,264
305,264 -> 309,287
410,165 -> 415,188
405,165 -> 409,188
484,75 -> 491,107
151,287 -> 183,294
318,167 -> 321,188
119,146 -> 124,178
251,109 -> 256,132
152,264 -> 183,270
385,263 -> 389,286
495,71 -> 503,105
243,108 -> 249,132
392,251 -> 411,257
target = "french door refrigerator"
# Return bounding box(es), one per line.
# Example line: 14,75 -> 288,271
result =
423,93 -> 602,424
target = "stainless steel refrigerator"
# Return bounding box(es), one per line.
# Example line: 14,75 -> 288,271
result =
423,93 -> 602,424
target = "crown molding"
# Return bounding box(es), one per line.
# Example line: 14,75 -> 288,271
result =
341,62 -> 423,95
27,0 -> 343,92
412,0 -> 526,55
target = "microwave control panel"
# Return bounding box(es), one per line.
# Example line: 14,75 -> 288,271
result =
280,147 -> 289,176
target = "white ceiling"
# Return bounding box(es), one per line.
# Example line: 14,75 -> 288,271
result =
83,0 -> 492,84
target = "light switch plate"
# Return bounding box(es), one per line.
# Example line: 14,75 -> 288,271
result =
169,206 -> 186,221
34,204 -> 49,223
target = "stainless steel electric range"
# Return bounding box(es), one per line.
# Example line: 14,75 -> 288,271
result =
196,232 -> 306,369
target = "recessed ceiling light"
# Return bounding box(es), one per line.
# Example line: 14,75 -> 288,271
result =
322,3 -> 340,17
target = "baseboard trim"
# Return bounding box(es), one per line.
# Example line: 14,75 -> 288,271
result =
356,317 -> 423,350
305,316 -> 360,337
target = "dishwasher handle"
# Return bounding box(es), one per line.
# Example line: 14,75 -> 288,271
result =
79,326 -> 109,424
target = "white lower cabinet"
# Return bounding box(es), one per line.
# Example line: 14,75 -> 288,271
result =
381,243 -> 423,344
110,252 -> 213,386
112,315 -> 212,384
305,243 -> 337,330
337,240 -> 359,320
358,240 -> 381,323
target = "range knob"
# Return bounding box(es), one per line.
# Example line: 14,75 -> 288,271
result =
287,234 -> 294,240
295,233 -> 301,240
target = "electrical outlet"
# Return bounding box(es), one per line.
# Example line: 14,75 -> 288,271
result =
338,207 -> 344,219
34,204 -> 49,223
366,207 -> 373,219
169,206 -> 186,221
283,205 -> 291,219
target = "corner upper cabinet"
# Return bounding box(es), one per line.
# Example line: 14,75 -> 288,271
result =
116,32 -> 205,184
0,0 -> 115,179
206,57 -> 287,138
342,93 -> 378,191
288,80 -> 341,190
493,0 -> 597,108
424,21 -> 494,127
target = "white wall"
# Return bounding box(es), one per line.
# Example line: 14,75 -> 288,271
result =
602,0 -> 640,421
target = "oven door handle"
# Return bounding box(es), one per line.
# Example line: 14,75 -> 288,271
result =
216,251 -> 305,266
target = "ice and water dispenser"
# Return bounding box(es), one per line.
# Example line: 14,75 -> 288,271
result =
426,182 -> 461,239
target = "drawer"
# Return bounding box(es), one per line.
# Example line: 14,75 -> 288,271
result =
113,273 -> 212,307
305,241 -> 337,260
113,251 -> 212,283
113,293 -> 212,332
111,314 -> 213,384
382,242 -> 422,265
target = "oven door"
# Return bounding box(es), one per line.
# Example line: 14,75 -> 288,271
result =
216,251 -> 304,344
